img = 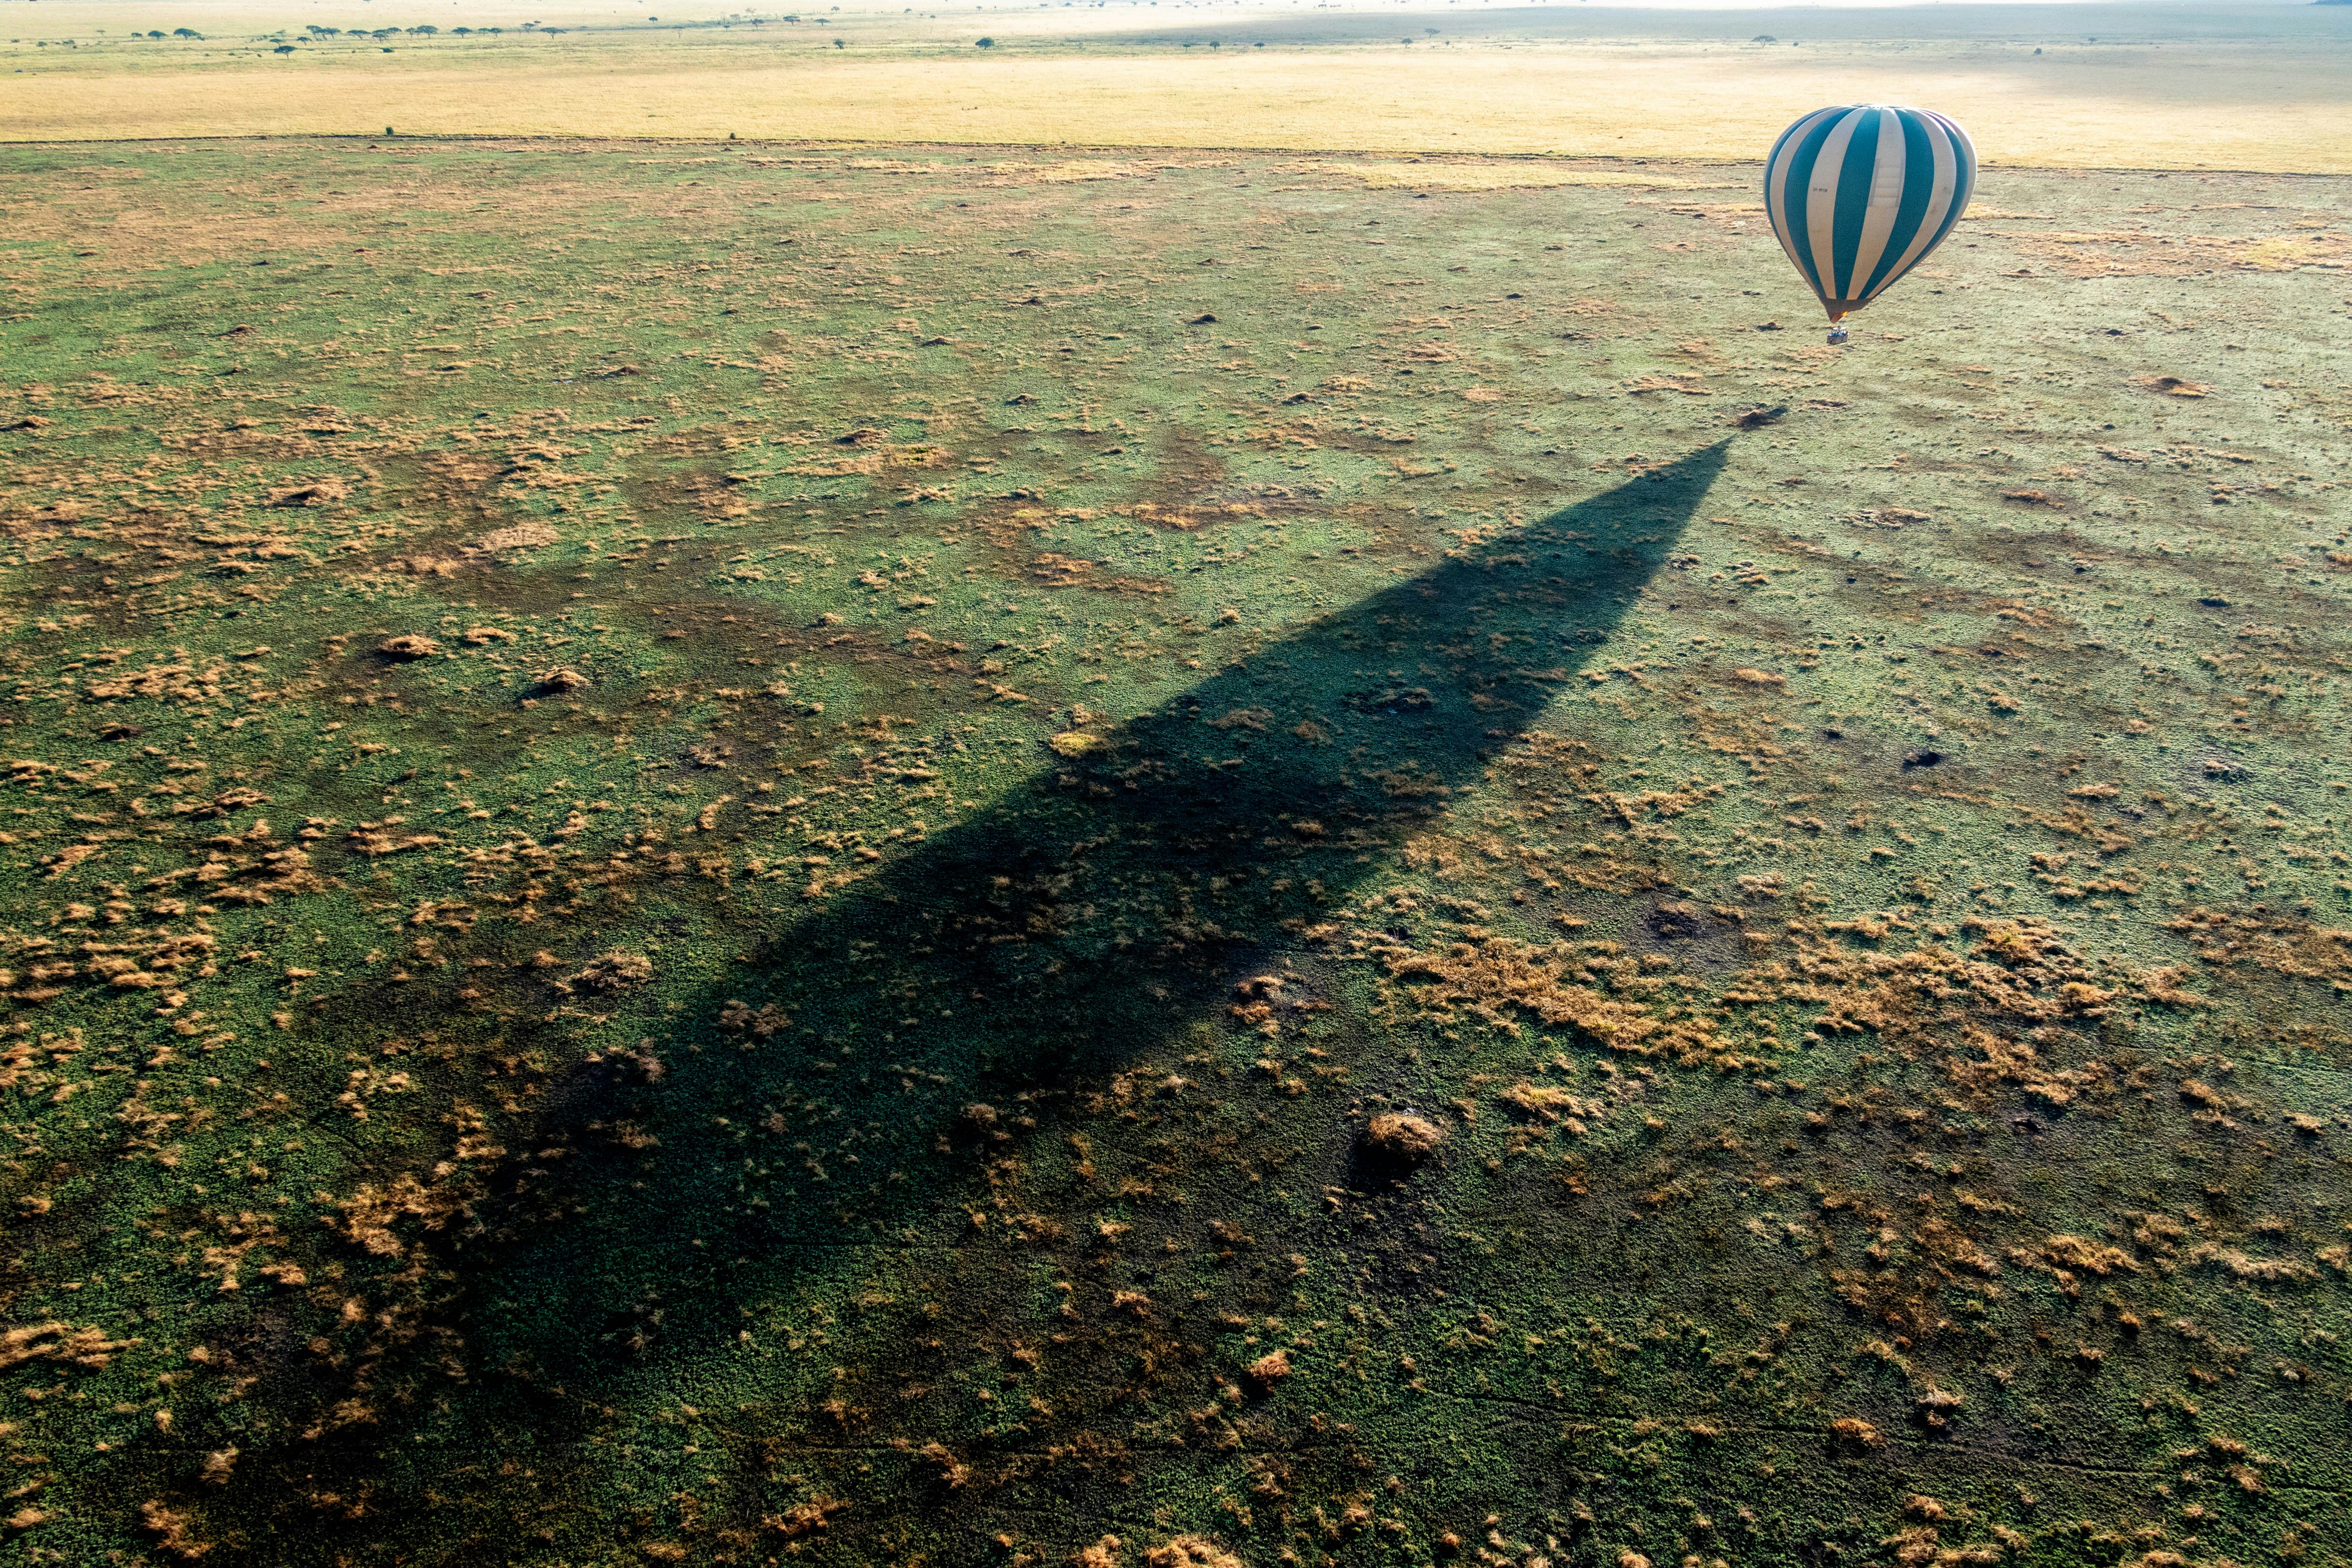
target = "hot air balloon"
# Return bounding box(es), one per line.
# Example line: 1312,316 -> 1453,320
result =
1764,104 -> 1977,343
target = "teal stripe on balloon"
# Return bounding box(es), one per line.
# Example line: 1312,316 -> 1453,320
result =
1907,112 -> 1977,289
1858,111 -> 1938,303
1762,106 -> 1840,306
1828,108 -> 1883,301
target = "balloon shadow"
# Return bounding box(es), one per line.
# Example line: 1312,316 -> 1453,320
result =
244,440 -> 1732,1558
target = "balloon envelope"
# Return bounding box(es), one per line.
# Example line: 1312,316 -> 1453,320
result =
1764,104 -> 1977,323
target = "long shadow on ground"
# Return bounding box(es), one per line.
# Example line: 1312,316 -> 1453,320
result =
225,442 -> 1732,1561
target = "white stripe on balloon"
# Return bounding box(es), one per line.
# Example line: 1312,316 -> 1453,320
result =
1843,107 -> 1910,304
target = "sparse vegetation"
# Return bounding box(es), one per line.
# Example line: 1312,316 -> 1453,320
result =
0,114 -> 2348,1568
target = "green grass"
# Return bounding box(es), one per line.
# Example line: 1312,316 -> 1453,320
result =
0,138 -> 2349,1567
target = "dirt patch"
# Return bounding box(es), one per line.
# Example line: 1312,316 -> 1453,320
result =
477,520 -> 562,553
265,477 -> 350,508
1631,896 -> 1744,980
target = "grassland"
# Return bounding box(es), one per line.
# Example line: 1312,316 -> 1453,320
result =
6,3 -> 2352,170
1,134 -> 2350,1568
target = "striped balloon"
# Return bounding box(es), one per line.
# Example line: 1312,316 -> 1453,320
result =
1764,104 -> 1976,341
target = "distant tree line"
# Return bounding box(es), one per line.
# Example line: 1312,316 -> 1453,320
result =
298,23 -> 463,37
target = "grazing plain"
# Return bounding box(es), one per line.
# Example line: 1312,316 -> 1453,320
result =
5,3 -> 2352,170
2,135 -> 2351,1568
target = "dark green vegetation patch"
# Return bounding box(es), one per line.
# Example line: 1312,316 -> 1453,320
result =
1,141 -> 2349,1568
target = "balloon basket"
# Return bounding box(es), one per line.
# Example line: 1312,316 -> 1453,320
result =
1826,320 -> 1850,345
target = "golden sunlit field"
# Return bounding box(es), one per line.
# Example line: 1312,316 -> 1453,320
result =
6,2 -> 2352,169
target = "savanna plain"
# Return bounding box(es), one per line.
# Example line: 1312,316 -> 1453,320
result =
3,5 -> 2352,1566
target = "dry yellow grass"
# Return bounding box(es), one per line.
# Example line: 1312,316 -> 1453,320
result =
6,6 -> 2350,171
1280,160 -> 1718,191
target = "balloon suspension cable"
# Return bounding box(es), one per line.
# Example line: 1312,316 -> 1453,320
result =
1826,314 -> 1850,346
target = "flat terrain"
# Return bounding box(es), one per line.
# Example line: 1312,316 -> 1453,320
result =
2,138 -> 2351,1567
5,3 -> 2352,169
